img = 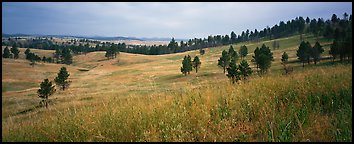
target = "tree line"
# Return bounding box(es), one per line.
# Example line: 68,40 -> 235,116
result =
4,13 -> 349,57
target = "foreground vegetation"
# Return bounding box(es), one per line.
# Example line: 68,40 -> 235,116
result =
2,63 -> 352,142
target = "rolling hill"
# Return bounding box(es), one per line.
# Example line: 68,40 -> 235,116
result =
2,34 -> 352,142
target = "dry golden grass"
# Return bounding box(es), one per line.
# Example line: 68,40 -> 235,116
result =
2,34 -> 352,142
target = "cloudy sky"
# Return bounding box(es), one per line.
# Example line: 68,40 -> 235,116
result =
2,2 -> 352,39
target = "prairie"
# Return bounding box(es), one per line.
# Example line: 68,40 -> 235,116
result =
2,34 -> 352,142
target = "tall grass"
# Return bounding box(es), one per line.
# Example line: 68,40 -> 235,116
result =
2,64 -> 351,142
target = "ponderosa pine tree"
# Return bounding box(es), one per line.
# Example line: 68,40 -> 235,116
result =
2,46 -> 11,58
239,45 -> 248,59
61,47 -> 72,65
229,46 -> 239,63
180,55 -> 192,76
199,49 -> 205,55
226,58 -> 241,84
10,45 -> 20,59
297,41 -> 311,67
311,41 -> 324,64
192,56 -> 201,73
42,56 -> 47,62
54,48 -> 62,63
305,42 -> 312,64
230,31 -> 237,43
37,78 -> 56,108
218,50 -> 230,73
54,67 -> 71,90
25,48 -> 31,55
253,44 -> 273,74
281,52 -> 289,64
186,55 -> 192,74
238,60 -> 252,80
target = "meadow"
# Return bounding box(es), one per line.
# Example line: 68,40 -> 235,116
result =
2,34 -> 352,141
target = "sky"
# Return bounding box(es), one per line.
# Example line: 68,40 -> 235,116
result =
2,2 -> 352,39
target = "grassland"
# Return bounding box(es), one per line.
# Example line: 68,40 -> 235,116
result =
2,34 -> 352,142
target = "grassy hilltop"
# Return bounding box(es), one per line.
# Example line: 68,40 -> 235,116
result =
2,34 -> 352,141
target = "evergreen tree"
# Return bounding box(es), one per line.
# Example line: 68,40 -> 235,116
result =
254,44 -> 273,74
199,49 -> 205,55
226,58 -> 241,84
25,48 -> 31,55
61,47 -> 72,65
192,56 -> 201,73
2,46 -> 11,58
186,55 -> 192,74
305,42 -> 312,64
218,50 -> 230,73
42,56 -> 47,62
281,52 -> 289,64
47,57 -> 54,63
238,60 -> 252,80
228,45 -> 238,62
54,67 -> 71,91
180,55 -> 192,76
230,31 -> 237,43
253,47 -> 260,70
37,78 -> 56,108
228,45 -> 236,56
311,41 -> 324,64
297,41 -> 311,67
10,45 -> 20,59
54,48 -> 62,63
239,45 -> 248,59
168,38 -> 179,53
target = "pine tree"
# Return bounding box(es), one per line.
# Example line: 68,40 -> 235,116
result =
226,58 -> 241,84
252,47 -> 260,70
37,78 -> 56,108
54,48 -> 62,63
218,50 -> 230,73
311,42 -> 324,64
54,67 -> 71,90
199,49 -> 205,55
10,45 -> 20,59
231,31 -> 237,43
61,47 -> 72,65
281,52 -> 289,64
186,55 -> 192,74
42,56 -> 47,62
238,60 -> 252,80
297,41 -> 310,67
25,48 -> 31,55
2,46 -> 11,58
192,56 -> 201,73
253,44 -> 273,74
181,55 -> 192,76
239,45 -> 248,59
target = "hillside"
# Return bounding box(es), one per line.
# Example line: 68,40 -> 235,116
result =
2,34 -> 352,142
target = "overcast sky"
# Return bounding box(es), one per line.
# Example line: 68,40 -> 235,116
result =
2,2 -> 352,39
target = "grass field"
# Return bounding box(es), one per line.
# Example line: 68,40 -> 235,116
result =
2,34 -> 352,142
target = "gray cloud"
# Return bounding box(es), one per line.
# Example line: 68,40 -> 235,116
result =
2,2 -> 352,39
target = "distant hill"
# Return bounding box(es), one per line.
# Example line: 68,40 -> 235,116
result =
2,33 -> 31,38
2,33 -> 187,42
